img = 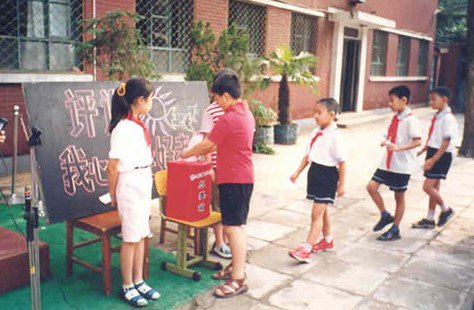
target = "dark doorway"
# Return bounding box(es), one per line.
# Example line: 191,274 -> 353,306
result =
340,36 -> 360,112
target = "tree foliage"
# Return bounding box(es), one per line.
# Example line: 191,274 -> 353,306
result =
186,22 -> 268,97
76,11 -> 159,81
437,0 -> 468,43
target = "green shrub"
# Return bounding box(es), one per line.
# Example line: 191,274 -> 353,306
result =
76,10 -> 159,81
253,143 -> 276,155
249,100 -> 277,127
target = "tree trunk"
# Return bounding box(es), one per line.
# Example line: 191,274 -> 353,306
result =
278,74 -> 291,125
459,0 -> 474,157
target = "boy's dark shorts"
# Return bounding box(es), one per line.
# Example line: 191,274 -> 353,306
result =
218,183 -> 253,226
424,147 -> 452,180
371,169 -> 410,192
307,162 -> 339,205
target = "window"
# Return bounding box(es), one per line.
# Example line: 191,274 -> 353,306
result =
370,31 -> 387,76
229,0 -> 266,55
396,36 -> 410,76
417,40 -> 429,76
0,0 -> 83,72
136,0 -> 193,73
290,13 -> 316,55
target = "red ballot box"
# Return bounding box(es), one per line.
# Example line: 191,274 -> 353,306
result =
166,160 -> 212,222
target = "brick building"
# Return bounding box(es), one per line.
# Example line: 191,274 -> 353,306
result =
0,0 -> 438,154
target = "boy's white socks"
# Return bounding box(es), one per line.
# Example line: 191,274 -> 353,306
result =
440,204 -> 449,212
301,243 -> 312,251
427,209 -> 435,221
134,279 -> 144,286
324,235 -> 334,243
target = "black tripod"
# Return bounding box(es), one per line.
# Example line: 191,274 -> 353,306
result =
23,126 -> 42,310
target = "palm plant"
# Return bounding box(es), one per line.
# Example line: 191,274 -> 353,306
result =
268,46 -> 317,125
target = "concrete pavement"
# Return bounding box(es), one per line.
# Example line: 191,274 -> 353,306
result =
175,107 -> 474,310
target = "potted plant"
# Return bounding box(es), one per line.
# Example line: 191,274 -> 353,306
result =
268,46 -> 317,145
249,99 -> 277,146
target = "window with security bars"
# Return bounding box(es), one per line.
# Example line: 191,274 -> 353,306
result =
228,0 -> 266,55
397,36 -> 411,76
417,40 -> 429,76
136,0 -> 193,74
0,0 -> 83,72
370,30 -> 387,76
290,13 -> 316,55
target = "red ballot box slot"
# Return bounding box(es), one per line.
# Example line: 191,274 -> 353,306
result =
166,160 -> 212,222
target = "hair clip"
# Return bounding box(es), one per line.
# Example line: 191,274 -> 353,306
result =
117,83 -> 126,97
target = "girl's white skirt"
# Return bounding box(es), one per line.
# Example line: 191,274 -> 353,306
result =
116,167 -> 152,243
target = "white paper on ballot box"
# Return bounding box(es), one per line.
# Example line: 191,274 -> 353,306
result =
183,133 -> 206,162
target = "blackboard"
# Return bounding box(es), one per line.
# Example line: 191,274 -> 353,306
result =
23,81 -> 209,223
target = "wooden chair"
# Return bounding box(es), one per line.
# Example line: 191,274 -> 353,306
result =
66,210 -> 149,295
154,170 -> 222,280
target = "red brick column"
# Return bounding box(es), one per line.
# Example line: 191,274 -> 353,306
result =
265,7 -> 292,54
408,39 -> 420,76
314,18 -> 333,100
386,33 -> 399,76
94,0 -> 135,16
194,0 -> 229,36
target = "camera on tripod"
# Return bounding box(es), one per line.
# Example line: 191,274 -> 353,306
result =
28,126 -> 42,147
0,117 -> 8,132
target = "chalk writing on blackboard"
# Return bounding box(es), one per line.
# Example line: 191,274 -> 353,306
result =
170,104 -> 198,133
143,86 -> 198,137
143,86 -> 177,137
99,89 -> 113,134
153,132 -> 190,170
59,145 -> 108,196
64,89 -> 100,138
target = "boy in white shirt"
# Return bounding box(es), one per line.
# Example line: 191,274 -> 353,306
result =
288,98 -> 346,263
412,86 -> 458,229
367,86 -> 422,241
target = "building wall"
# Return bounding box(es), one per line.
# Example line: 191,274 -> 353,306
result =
439,44 -> 462,99
0,85 -> 29,156
437,43 -> 467,112
194,0 -> 437,117
265,7 -> 292,54
0,0 -> 439,141
362,31 -> 433,110
194,0 -> 229,35
277,0 -> 437,35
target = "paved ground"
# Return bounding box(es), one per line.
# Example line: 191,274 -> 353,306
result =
172,107 -> 474,310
